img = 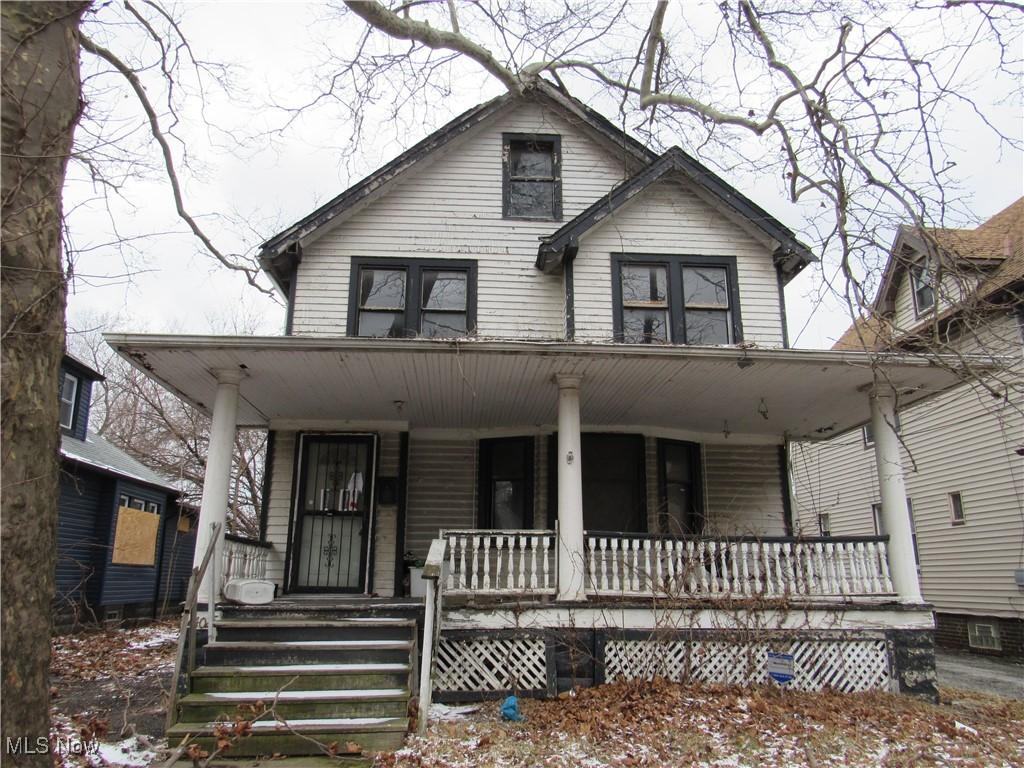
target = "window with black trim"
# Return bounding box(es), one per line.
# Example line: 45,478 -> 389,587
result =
59,372 -> 79,430
612,255 -> 742,345
478,437 -> 534,530
348,259 -> 476,339
502,133 -> 561,220
818,513 -> 831,537
910,258 -> 935,314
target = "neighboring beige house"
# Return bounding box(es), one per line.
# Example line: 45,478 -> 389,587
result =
793,198 -> 1024,658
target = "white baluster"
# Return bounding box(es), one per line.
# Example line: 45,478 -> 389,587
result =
542,535 -> 551,590
447,535 -> 456,590
665,540 -> 676,596
599,538 -> 609,593
644,539 -> 654,594
877,540 -> 894,593
738,542 -> 749,596
751,541 -> 762,595
610,539 -> 621,593
470,535 -> 480,590
685,540 -> 696,594
587,537 -> 597,594
865,542 -> 881,594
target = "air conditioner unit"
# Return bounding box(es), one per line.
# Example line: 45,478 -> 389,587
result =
223,578 -> 275,605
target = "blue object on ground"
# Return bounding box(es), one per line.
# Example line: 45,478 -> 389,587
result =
501,695 -> 525,721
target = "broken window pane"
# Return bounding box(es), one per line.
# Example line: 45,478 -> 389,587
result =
508,180 -> 554,218
621,265 -> 668,304
359,268 -> 406,309
684,310 -> 730,344
422,271 -> 467,310
510,142 -> 553,177
682,266 -> 729,308
623,308 -> 670,343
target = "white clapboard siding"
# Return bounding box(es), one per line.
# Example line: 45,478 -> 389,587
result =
892,264 -> 982,331
264,431 -> 296,587
573,180 -> 785,347
290,101 -> 637,339
792,311 -> 1024,618
405,435 -> 478,559
703,444 -> 788,536
371,432 -> 402,597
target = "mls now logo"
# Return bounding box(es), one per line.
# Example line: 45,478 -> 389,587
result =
5,736 -> 99,756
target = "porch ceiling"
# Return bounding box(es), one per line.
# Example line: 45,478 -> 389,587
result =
104,335 -> 981,441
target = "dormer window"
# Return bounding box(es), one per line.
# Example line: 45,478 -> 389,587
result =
59,372 -> 78,430
612,254 -> 743,345
502,134 -> 561,220
910,258 -> 935,314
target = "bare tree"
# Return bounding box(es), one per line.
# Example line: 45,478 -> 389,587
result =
2,2 -> 271,755
70,319 -> 267,539
2,4 -> 89,762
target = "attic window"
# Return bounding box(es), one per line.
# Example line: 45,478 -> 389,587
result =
503,134 -> 561,220
59,372 -> 79,430
910,258 -> 935,314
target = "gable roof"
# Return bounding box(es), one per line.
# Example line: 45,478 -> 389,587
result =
258,81 -> 658,294
61,430 -> 178,492
63,353 -> 104,382
535,146 -> 817,281
257,81 -> 814,292
836,196 -> 1023,351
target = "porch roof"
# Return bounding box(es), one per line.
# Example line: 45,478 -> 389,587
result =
104,335 -> 982,441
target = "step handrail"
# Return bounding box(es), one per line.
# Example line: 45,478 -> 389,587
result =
166,521 -> 222,732
417,537 -> 447,735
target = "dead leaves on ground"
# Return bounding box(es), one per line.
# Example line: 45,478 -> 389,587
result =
51,621 -> 178,681
387,680 -> 1024,767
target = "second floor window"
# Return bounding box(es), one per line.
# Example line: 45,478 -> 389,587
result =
910,258 -> 935,314
349,259 -> 476,339
612,255 -> 742,345
503,133 -> 561,220
59,372 -> 78,430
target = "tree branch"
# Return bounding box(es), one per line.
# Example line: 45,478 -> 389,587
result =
78,34 -> 272,295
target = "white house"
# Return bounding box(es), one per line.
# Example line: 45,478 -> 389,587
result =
106,83 -> 978,756
793,199 -> 1024,659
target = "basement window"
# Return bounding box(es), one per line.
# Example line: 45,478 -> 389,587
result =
503,134 -> 561,220
967,621 -> 1001,651
949,491 -> 966,526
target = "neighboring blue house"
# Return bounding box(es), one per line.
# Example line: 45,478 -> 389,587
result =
56,354 -> 197,625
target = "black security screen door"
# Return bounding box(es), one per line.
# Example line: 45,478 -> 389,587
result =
291,435 -> 375,592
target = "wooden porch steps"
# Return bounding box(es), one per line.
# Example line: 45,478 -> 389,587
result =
173,614 -> 417,762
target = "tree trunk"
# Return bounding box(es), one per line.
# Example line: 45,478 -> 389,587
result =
1,2 -> 86,763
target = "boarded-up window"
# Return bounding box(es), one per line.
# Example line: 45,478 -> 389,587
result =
112,506 -> 160,565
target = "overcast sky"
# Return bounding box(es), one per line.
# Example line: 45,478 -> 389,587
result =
65,1 -> 1023,350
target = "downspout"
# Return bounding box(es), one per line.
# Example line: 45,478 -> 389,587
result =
564,239 -> 579,341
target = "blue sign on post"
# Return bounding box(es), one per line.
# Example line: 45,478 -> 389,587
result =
766,652 -> 795,684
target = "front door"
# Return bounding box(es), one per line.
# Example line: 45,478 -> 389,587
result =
291,434 -> 376,592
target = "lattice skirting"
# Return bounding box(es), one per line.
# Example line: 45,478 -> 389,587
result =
435,636 -> 549,693
603,637 -> 891,693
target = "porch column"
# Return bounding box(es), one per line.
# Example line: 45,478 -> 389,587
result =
555,374 -> 586,602
869,382 -> 923,603
194,369 -> 243,604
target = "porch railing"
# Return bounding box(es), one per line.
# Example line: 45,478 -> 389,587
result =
222,534 -> 271,586
584,533 -> 895,599
442,529 -> 557,597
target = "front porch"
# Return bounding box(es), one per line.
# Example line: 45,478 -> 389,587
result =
108,336 -> 970,714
